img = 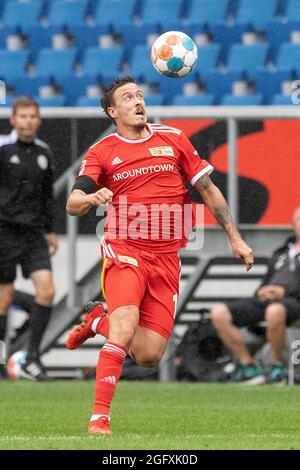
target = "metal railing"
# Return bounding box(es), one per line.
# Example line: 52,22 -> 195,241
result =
1,105 -> 298,308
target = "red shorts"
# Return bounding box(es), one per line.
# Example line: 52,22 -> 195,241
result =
100,239 -> 180,339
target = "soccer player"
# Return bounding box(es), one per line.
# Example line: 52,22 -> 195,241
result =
66,77 -> 253,434
0,97 -> 58,381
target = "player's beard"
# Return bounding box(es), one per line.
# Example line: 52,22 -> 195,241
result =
133,122 -> 146,131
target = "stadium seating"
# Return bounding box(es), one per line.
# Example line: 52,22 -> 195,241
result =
144,94 -> 164,105
94,0 -> 136,28
221,93 -> 263,105
188,0 -> 230,26
277,42 -> 300,75
226,43 -> 269,75
35,95 -> 66,106
2,0 -> 43,29
35,47 -> 77,80
140,0 -> 182,26
0,49 -> 30,82
47,0 -> 88,28
82,46 -> 123,79
252,67 -> 293,103
0,0 -> 298,106
77,95 -> 100,106
172,94 -> 215,105
202,69 -> 245,104
235,0 -> 278,30
271,94 -> 296,104
285,0 -> 300,20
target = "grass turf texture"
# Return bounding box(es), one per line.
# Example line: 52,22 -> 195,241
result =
0,381 -> 299,450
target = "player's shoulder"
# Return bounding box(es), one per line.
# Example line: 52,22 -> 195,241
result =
0,130 -> 18,149
34,137 -> 51,154
88,132 -> 119,152
149,123 -> 182,136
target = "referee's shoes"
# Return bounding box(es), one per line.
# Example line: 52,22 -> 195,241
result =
20,358 -> 53,381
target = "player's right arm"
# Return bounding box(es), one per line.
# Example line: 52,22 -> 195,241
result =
66,186 -> 113,216
66,146 -> 113,216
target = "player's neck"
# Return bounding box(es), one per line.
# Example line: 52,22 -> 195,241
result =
116,124 -> 150,140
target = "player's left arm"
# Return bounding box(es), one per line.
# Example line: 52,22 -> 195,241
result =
194,174 -> 254,271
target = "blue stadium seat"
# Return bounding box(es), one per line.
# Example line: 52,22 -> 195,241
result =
35,48 -> 77,80
77,95 -> 100,106
14,76 -> 52,96
140,0 -> 183,25
0,26 -> 18,49
202,69 -> 245,104
165,23 -> 206,40
227,43 -> 269,75
266,19 -> 300,60
47,0 -> 88,28
252,67 -> 293,103
235,0 -> 278,30
158,73 -> 198,104
70,24 -> 110,55
57,74 -> 99,105
271,94 -> 296,104
35,95 -> 66,107
145,94 -> 164,105
286,0 -> 300,20
82,47 -> 123,78
129,45 -> 154,81
94,0 -> 136,28
221,94 -> 263,105
2,1 -> 43,29
193,44 -> 221,75
116,23 -> 159,61
0,49 -> 30,82
0,96 -> 16,108
188,0 -> 230,26
277,42 -> 300,75
172,94 -> 215,105
25,25 -> 64,59
210,22 -> 251,62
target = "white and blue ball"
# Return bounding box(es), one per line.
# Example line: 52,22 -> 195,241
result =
151,31 -> 198,78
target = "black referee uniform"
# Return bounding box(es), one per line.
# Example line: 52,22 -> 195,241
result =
0,130 -> 54,281
0,129 -> 55,378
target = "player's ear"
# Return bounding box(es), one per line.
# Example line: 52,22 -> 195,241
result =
107,106 -> 117,120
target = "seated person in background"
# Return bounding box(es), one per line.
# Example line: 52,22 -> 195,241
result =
211,207 -> 300,384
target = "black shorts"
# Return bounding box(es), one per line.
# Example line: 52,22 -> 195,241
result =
0,224 -> 51,284
226,296 -> 300,327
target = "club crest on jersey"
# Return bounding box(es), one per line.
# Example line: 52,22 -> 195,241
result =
149,146 -> 174,157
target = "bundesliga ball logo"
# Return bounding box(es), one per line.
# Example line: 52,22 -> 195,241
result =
151,31 -> 198,78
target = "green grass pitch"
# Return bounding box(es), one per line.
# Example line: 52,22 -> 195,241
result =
0,380 -> 300,450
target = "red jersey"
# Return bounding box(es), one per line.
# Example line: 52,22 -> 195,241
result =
78,123 -> 213,253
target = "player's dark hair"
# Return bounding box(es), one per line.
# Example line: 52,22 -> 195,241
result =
101,76 -> 137,123
12,96 -> 40,116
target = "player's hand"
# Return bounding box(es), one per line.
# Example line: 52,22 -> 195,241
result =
89,188 -> 113,206
257,285 -> 285,301
47,232 -> 59,256
230,238 -> 254,271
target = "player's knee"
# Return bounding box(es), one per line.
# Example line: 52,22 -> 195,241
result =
265,303 -> 286,325
36,286 -> 55,306
136,351 -> 163,368
110,306 -> 138,346
211,304 -> 232,329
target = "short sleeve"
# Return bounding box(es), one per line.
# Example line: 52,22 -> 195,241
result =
178,132 -> 214,186
77,146 -> 102,187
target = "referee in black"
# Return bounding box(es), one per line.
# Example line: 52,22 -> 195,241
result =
0,97 -> 58,381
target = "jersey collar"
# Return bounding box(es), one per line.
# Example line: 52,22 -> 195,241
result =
115,123 -> 153,143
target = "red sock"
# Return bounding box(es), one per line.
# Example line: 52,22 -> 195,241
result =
91,314 -> 109,338
93,341 -> 127,417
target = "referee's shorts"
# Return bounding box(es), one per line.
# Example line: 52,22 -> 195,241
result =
226,296 -> 300,327
0,224 -> 51,284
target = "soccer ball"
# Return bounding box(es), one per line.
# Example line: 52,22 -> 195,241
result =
7,350 -> 27,381
151,31 -> 198,78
